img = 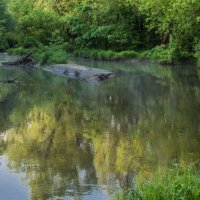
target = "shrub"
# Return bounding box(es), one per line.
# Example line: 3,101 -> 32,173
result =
143,45 -> 176,64
194,41 -> 200,66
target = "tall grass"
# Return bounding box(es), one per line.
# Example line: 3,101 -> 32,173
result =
121,166 -> 200,200
7,46 -> 30,55
32,45 -> 68,65
8,45 -> 68,65
74,48 -> 139,61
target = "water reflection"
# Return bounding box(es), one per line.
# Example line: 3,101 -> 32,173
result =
0,57 -> 200,199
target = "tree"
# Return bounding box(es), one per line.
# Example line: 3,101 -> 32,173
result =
137,0 -> 200,61
0,0 -> 14,50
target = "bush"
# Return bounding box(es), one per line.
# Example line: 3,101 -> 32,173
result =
143,45 -> 176,64
194,41 -> 200,66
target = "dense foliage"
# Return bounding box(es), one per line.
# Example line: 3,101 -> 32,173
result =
0,0 -> 15,51
1,0 -> 200,63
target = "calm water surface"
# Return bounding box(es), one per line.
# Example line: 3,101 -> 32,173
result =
0,53 -> 200,200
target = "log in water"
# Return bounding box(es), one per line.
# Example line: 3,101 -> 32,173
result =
1,53 -> 36,66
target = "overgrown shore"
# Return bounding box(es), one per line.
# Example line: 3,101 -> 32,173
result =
6,45 -> 200,66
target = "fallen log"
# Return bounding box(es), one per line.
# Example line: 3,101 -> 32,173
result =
44,64 -> 115,83
0,79 -> 18,84
1,53 -> 36,66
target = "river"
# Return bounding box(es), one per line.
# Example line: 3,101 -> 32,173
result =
0,53 -> 200,200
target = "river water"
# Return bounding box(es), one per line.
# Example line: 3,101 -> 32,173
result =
0,53 -> 200,200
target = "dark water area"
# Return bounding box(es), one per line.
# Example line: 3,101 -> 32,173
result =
0,53 -> 200,199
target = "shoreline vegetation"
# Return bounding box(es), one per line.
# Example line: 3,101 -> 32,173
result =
0,0 -> 199,66
6,46 -> 200,66
118,166 -> 200,200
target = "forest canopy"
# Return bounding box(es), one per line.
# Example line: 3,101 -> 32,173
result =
0,0 -> 200,64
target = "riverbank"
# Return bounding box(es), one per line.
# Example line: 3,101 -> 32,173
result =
7,45 -> 200,66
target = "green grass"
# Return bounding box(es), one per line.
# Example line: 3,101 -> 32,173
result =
140,45 -> 175,64
32,45 -> 68,65
8,46 -> 30,55
8,45 -> 198,65
8,45 -> 68,65
74,48 -> 140,61
120,166 -> 200,200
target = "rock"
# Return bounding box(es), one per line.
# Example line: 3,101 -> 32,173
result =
63,69 -> 69,75
44,64 -> 115,83
75,69 -> 81,78
87,73 -> 114,82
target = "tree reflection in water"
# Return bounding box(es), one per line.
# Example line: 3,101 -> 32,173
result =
0,61 -> 200,199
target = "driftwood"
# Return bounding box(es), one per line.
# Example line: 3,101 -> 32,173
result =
44,64 -> 115,83
86,73 -> 113,82
0,79 -> 18,84
1,53 -> 36,66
